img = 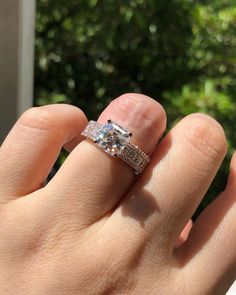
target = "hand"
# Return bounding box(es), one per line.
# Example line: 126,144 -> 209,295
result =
0,94 -> 235,295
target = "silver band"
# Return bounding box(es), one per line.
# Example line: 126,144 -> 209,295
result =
81,120 -> 150,174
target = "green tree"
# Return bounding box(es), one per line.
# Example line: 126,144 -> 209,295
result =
35,0 -> 194,116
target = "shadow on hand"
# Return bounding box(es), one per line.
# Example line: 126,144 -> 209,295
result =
119,133 -> 173,228
121,188 -> 161,228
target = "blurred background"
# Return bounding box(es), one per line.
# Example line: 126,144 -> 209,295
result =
34,0 -> 236,219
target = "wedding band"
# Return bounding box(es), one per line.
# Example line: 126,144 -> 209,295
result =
81,120 -> 150,174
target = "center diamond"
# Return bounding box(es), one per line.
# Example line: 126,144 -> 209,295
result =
95,120 -> 131,156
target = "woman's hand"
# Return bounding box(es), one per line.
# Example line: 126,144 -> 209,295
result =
0,94 -> 235,295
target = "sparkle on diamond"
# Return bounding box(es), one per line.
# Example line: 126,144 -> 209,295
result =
95,121 -> 131,156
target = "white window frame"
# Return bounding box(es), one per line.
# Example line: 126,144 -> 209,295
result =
0,0 -> 35,143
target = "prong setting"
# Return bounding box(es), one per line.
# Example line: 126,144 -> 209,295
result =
81,120 -> 150,174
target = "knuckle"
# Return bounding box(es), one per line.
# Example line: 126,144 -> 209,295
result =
19,106 -> 58,132
182,113 -> 227,161
111,93 -> 167,128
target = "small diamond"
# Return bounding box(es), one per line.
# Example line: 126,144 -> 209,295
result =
95,121 -> 131,156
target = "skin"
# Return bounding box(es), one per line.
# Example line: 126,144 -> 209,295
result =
0,93 -> 235,295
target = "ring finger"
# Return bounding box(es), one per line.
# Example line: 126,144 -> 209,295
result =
45,93 -> 166,227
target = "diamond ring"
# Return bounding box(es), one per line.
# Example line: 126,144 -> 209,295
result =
81,120 -> 150,174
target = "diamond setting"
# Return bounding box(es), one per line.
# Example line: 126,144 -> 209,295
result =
81,120 -> 150,174
95,120 -> 131,156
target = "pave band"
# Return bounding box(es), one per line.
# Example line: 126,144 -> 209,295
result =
81,120 -> 150,174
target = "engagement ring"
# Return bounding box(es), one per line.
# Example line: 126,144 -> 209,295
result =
81,120 -> 150,174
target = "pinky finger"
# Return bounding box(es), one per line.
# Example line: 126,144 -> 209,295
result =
177,152 -> 236,295
175,219 -> 193,248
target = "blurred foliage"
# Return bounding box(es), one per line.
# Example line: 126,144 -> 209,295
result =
35,0 -> 236,218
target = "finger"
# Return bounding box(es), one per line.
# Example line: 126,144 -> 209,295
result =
178,151 -> 236,295
110,113 -> 227,255
175,219 -> 192,248
0,104 -> 87,199
63,131 -> 86,152
46,93 -> 166,226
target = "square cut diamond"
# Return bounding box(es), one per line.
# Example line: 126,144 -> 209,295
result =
95,121 -> 131,156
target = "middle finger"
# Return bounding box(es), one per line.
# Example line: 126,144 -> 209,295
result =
110,113 -> 227,256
